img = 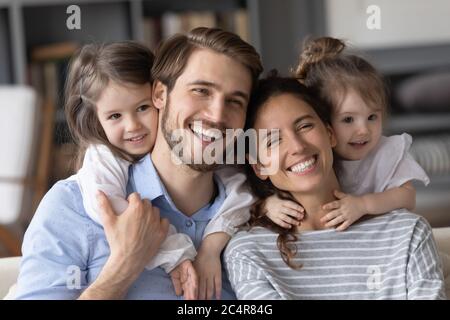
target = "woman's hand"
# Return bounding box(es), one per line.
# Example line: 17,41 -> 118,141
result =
321,190 -> 367,231
170,260 -> 198,300
79,191 -> 169,299
264,194 -> 304,228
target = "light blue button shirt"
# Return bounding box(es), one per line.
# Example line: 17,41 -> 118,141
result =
15,154 -> 235,300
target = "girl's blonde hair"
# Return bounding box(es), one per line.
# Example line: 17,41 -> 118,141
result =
293,37 -> 388,116
64,41 -> 154,169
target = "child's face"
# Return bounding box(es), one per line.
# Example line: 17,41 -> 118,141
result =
331,89 -> 382,161
96,81 -> 158,156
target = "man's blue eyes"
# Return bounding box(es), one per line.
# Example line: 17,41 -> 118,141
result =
192,89 -> 244,107
193,88 -> 208,95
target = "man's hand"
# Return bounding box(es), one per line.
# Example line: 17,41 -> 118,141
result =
98,191 -> 169,272
79,191 -> 169,299
170,260 -> 198,300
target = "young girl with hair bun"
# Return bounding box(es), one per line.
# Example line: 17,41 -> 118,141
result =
264,37 -> 429,231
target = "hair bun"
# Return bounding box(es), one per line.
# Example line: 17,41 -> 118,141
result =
294,37 -> 345,82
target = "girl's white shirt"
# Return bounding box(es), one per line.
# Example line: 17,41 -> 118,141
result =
75,144 -> 255,273
337,133 -> 430,195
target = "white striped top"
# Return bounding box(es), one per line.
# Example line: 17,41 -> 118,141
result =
224,211 -> 446,300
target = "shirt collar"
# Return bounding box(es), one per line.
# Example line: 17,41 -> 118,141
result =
130,154 -> 226,220
130,153 -> 165,201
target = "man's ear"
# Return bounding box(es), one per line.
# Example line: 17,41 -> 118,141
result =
326,125 -> 337,148
152,80 -> 167,110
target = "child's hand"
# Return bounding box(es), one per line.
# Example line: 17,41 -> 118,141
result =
193,248 -> 222,300
321,190 -> 367,231
264,194 -> 304,229
170,260 -> 198,300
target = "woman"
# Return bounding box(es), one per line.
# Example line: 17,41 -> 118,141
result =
224,75 -> 445,300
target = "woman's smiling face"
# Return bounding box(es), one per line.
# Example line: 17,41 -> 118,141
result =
253,93 -> 337,194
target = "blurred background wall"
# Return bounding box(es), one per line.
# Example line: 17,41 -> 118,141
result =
0,0 -> 450,256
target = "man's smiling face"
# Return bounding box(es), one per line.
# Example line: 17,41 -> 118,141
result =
156,48 -> 252,171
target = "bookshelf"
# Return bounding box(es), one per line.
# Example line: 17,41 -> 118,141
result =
139,0 -> 251,51
0,0 -> 328,85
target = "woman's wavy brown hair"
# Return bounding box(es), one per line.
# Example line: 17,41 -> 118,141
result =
244,72 -> 332,269
293,37 -> 388,117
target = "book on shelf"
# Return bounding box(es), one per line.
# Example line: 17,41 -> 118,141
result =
30,42 -> 79,63
142,8 -> 250,50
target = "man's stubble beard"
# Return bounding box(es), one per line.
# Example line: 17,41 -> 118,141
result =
161,95 -> 221,172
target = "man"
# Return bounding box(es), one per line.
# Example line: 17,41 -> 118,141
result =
15,27 -> 262,299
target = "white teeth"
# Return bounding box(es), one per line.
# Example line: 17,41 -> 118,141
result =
290,157 -> 316,173
191,123 -> 222,141
128,135 -> 145,141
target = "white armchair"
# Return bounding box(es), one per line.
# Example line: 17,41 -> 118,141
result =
0,256 -> 20,299
0,86 -> 37,256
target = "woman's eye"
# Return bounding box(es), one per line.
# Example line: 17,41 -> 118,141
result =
368,114 -> 378,121
297,123 -> 313,131
108,113 -> 121,120
342,117 -> 353,123
137,105 -> 149,112
266,137 -> 279,148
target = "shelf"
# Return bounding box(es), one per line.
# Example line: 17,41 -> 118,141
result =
142,0 -> 245,16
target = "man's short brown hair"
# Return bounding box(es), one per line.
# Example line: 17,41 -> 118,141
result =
152,27 -> 263,92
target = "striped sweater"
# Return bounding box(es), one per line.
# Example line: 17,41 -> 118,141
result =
224,210 -> 446,300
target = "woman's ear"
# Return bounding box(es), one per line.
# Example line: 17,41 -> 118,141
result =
250,162 -> 269,181
152,81 -> 167,110
326,125 -> 337,148
246,153 -> 269,181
